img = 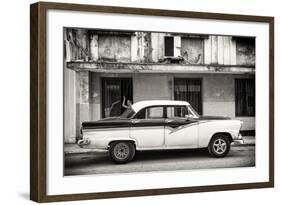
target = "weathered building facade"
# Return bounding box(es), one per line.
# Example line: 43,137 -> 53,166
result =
64,28 -> 255,143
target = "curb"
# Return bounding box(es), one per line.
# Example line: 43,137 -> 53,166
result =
232,143 -> 255,147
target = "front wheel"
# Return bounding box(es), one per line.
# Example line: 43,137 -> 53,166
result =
208,134 -> 230,157
109,142 -> 135,164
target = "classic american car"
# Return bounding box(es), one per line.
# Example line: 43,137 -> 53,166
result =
78,100 -> 244,163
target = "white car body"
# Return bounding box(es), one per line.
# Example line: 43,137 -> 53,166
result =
79,100 -> 243,152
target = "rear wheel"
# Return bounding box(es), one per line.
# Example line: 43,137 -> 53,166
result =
208,134 -> 230,157
109,142 -> 135,164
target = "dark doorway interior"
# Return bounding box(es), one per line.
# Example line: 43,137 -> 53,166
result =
174,78 -> 202,115
164,36 -> 174,57
101,78 -> 133,118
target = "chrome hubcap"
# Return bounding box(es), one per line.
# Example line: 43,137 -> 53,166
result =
113,143 -> 130,160
213,139 -> 227,154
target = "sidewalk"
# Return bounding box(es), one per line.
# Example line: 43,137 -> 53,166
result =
64,136 -> 255,155
64,144 -> 106,155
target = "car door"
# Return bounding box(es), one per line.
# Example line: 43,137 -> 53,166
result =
164,106 -> 198,148
130,106 -> 165,148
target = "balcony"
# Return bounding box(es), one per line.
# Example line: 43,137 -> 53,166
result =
66,61 -> 255,74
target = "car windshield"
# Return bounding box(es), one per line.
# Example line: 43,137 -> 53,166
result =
188,105 -> 200,118
119,107 -> 136,119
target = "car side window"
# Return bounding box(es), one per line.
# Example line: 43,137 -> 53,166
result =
135,106 -> 164,119
166,106 -> 188,119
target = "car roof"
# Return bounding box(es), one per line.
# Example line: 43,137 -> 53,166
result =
131,100 -> 190,113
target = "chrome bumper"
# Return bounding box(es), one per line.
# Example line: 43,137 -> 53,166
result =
233,134 -> 244,145
233,139 -> 244,145
77,139 -> 90,148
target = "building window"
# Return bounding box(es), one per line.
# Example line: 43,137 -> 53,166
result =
101,78 -> 133,118
164,36 -> 174,57
236,37 -> 255,66
174,78 -> 202,115
181,38 -> 204,64
235,79 -> 255,116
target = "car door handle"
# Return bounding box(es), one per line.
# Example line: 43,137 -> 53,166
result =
166,119 -> 173,123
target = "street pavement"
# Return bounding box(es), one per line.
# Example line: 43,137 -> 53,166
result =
64,145 -> 255,176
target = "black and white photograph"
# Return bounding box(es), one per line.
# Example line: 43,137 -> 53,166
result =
63,28 -> 256,176
27,1 -> 274,202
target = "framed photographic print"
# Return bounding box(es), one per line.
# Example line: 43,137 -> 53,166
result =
30,1 -> 274,202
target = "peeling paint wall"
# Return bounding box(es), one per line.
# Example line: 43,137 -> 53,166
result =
143,32 -> 153,62
64,28 -> 89,62
204,36 -> 236,65
98,35 -> 131,62
181,38 -> 204,64
64,29 -> 255,67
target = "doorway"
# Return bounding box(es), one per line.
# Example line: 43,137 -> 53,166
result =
174,78 -> 202,115
101,78 -> 133,118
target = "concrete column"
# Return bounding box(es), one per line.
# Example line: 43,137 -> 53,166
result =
211,36 -> 218,64
217,36 -> 224,64
90,34 -> 98,61
151,33 -> 159,62
139,32 -> 145,62
158,33 -> 165,60
64,65 -> 76,143
64,29 -> 71,62
230,38 -> 237,65
75,71 -> 90,138
204,38 -> 211,64
135,32 -> 145,62
131,34 -> 138,62
223,36 -> 231,65
89,72 -> 101,121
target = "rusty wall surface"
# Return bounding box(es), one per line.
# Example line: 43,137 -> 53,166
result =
181,38 -> 204,64
143,32 -> 153,62
98,35 -> 131,62
64,29 -> 255,68
65,28 -> 89,62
